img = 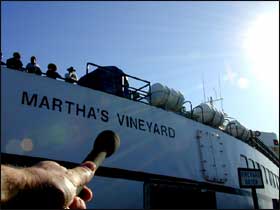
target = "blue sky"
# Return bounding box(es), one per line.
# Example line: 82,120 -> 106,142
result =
1,1 -> 279,136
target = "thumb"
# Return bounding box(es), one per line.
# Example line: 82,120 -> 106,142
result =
67,161 -> 96,187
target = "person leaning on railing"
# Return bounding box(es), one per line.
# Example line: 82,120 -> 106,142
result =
26,56 -> 42,75
65,66 -> 79,83
6,52 -> 24,71
2,51 -> 79,84
46,63 -> 64,80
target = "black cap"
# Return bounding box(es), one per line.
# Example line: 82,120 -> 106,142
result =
67,66 -> 76,72
48,63 -> 57,71
13,52 -> 21,58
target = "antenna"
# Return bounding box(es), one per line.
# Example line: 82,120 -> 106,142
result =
202,74 -> 206,102
213,88 -> 218,99
218,73 -> 224,112
204,74 -> 224,109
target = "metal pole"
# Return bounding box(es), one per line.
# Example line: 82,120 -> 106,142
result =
252,188 -> 259,209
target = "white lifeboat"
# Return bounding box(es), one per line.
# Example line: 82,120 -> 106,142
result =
150,83 -> 185,112
225,120 -> 250,141
192,103 -> 224,128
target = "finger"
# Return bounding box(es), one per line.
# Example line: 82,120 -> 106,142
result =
34,161 -> 67,172
81,161 -> 96,172
79,186 -> 93,202
35,160 -> 61,167
67,162 -> 96,187
68,196 -> 87,209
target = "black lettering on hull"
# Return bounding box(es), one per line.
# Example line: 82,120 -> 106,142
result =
87,107 -> 97,119
20,92 -> 176,139
117,113 -> 125,126
76,104 -> 86,117
39,96 -> 50,109
22,91 -> 37,106
168,127 -> 176,138
65,100 -> 74,114
101,110 -> 109,122
53,98 -> 62,112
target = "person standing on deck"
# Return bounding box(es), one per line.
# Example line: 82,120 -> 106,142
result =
26,56 -> 42,75
6,52 -> 23,71
46,63 -> 63,80
65,66 -> 78,83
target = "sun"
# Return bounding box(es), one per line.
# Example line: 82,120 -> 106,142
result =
242,9 -> 279,90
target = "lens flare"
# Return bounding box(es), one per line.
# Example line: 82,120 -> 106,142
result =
20,138 -> 34,152
5,139 -> 24,154
242,10 -> 279,90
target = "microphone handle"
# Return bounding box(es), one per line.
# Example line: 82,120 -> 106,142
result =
83,151 -> 107,169
76,151 -> 107,195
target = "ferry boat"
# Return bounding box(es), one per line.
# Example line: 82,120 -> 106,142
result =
1,62 -> 279,209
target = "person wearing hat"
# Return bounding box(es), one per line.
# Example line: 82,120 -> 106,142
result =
26,56 -> 42,75
6,52 -> 23,70
46,63 -> 63,80
65,66 -> 78,83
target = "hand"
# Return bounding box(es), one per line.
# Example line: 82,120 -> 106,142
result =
1,161 -> 96,209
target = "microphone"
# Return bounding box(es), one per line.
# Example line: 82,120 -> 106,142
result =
83,130 -> 120,168
76,130 -> 120,194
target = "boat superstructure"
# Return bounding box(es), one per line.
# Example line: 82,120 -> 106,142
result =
1,63 -> 279,209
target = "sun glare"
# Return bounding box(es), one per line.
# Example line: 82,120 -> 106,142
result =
243,9 -> 279,92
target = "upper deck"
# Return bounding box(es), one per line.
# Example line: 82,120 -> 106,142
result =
1,66 -> 278,174
1,66 -> 279,208
2,63 -> 278,166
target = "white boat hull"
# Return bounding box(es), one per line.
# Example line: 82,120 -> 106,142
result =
1,68 -> 279,209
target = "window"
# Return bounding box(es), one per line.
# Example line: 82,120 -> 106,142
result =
274,174 -> 279,189
255,162 -> 260,169
268,170 -> 274,187
240,155 -> 248,168
248,159 -> 255,169
261,165 -> 268,184
271,172 -> 276,188
271,173 -> 276,188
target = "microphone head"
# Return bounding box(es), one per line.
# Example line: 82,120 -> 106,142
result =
93,130 -> 120,157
